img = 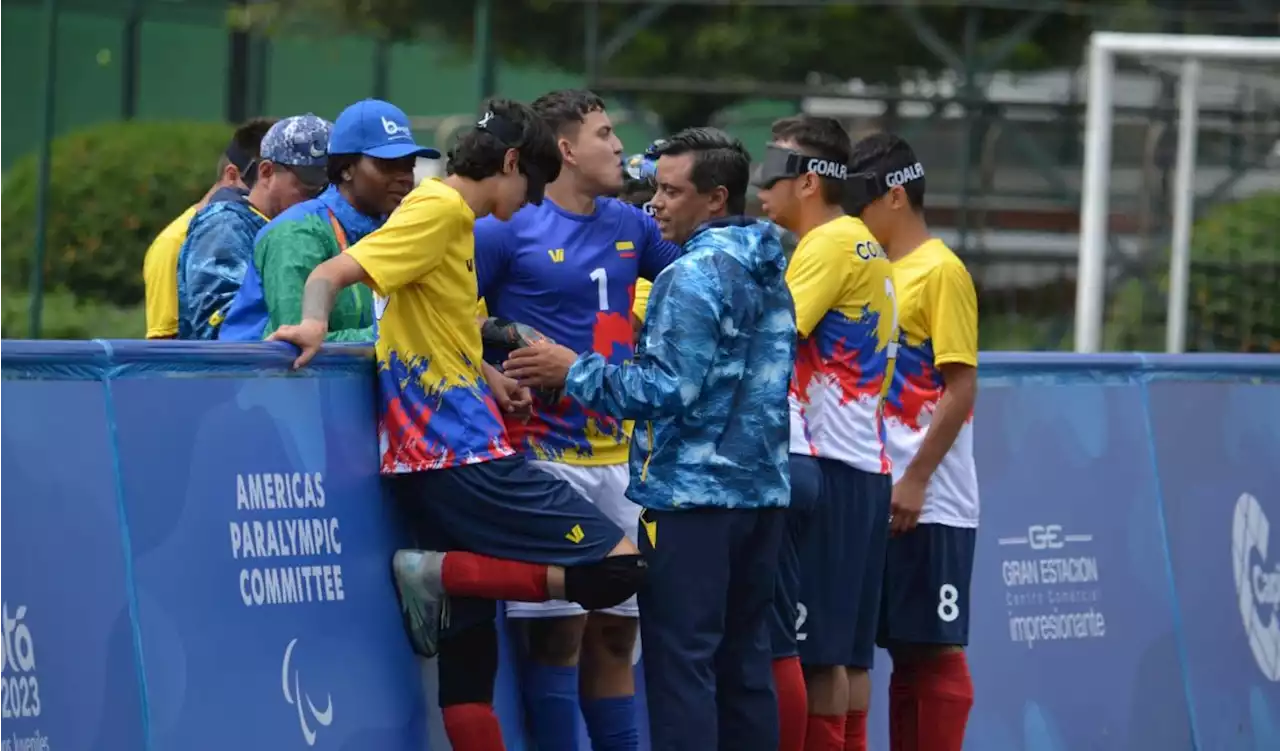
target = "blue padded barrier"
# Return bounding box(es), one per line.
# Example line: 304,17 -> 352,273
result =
3,341 -> 426,751
2,341 -> 1278,750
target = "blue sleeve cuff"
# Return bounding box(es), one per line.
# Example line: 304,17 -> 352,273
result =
565,352 -> 607,407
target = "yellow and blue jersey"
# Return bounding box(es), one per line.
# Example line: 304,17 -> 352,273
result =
786,215 -> 898,474
474,198 -> 681,466
882,238 -> 980,526
346,178 -> 514,473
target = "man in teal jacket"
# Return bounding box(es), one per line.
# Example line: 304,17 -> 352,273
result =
219,99 -> 439,342
505,127 -> 797,751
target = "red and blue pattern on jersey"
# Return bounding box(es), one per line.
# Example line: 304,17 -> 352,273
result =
473,198 -> 681,466
792,304 -> 893,473
882,333 -> 941,432
378,349 -> 514,472
793,305 -> 890,408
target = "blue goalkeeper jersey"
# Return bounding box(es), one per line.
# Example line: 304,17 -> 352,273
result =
474,197 -> 681,466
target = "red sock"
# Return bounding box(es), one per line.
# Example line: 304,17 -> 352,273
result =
803,714 -> 846,751
914,652 -> 973,751
441,552 -> 549,602
888,661 -> 919,751
773,657 -> 808,751
843,708 -> 867,751
442,703 -> 506,751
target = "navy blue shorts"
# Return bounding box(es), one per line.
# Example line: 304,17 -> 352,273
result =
388,457 -> 626,631
771,454 -> 823,659
796,459 -> 891,669
878,523 -> 977,647
639,506 -> 785,751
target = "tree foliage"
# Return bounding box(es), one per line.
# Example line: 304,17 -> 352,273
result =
1107,191 -> 1280,353
252,0 -> 1095,130
2,120 -> 232,307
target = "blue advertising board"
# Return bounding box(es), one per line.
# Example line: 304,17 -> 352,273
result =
957,368 -> 1192,750
3,342 -> 1279,751
1,343 -> 148,751
1146,369 -> 1280,750
2,341 -> 429,751
105,342 -> 428,751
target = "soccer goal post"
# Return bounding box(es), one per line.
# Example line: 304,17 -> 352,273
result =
1074,32 -> 1280,354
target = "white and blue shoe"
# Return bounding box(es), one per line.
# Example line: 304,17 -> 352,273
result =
391,550 -> 447,658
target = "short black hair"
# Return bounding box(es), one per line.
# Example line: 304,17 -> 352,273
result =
447,98 -> 561,185
326,153 -> 360,186
531,89 -> 607,137
654,127 -> 751,216
848,131 -> 926,211
217,117 -> 276,180
770,115 -> 851,205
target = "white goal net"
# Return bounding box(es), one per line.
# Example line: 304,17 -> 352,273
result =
1074,32 -> 1280,354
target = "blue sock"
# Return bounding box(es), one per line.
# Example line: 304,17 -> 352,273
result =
521,662 -> 582,751
581,695 -> 640,751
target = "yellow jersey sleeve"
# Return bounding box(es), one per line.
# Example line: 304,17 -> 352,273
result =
346,187 -> 465,297
142,204 -> 198,338
632,279 -> 652,322
927,259 -> 979,367
786,232 -> 848,338
476,299 -> 489,319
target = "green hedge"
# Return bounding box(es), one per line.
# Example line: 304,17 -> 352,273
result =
2,120 -> 233,308
2,289 -> 145,340
1107,191 -> 1280,352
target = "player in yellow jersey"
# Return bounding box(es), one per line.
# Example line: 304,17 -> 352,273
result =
847,132 -> 979,751
268,99 -> 646,751
755,115 -> 898,751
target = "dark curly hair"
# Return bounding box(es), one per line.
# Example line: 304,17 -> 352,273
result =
447,98 -> 561,187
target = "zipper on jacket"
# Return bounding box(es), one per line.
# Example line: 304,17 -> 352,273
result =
640,421 -> 654,482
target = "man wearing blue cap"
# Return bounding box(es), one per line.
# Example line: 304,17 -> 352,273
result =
220,99 -> 438,342
177,113 -> 331,340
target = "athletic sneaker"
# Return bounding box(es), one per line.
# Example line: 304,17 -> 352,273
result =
391,550 -> 448,658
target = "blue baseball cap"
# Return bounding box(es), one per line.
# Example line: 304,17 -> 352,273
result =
259,113 -> 333,187
329,99 -> 440,160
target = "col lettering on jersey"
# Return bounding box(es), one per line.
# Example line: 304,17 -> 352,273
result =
346,178 -> 514,473
474,198 -> 681,466
882,238 -> 980,527
786,215 -> 897,475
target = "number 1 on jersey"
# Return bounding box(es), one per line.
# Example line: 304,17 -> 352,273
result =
590,267 -> 609,311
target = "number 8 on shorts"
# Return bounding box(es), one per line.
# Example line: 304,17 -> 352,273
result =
878,524 -> 976,647
937,584 -> 960,623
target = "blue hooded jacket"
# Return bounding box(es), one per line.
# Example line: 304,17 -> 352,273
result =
565,217 -> 797,511
176,186 -> 268,340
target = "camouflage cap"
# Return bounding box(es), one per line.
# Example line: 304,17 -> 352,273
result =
259,114 -> 332,187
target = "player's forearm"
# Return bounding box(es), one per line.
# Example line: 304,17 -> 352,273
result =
300,277 -> 340,326
902,365 -> 976,484
300,256 -> 364,326
480,361 -> 505,389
